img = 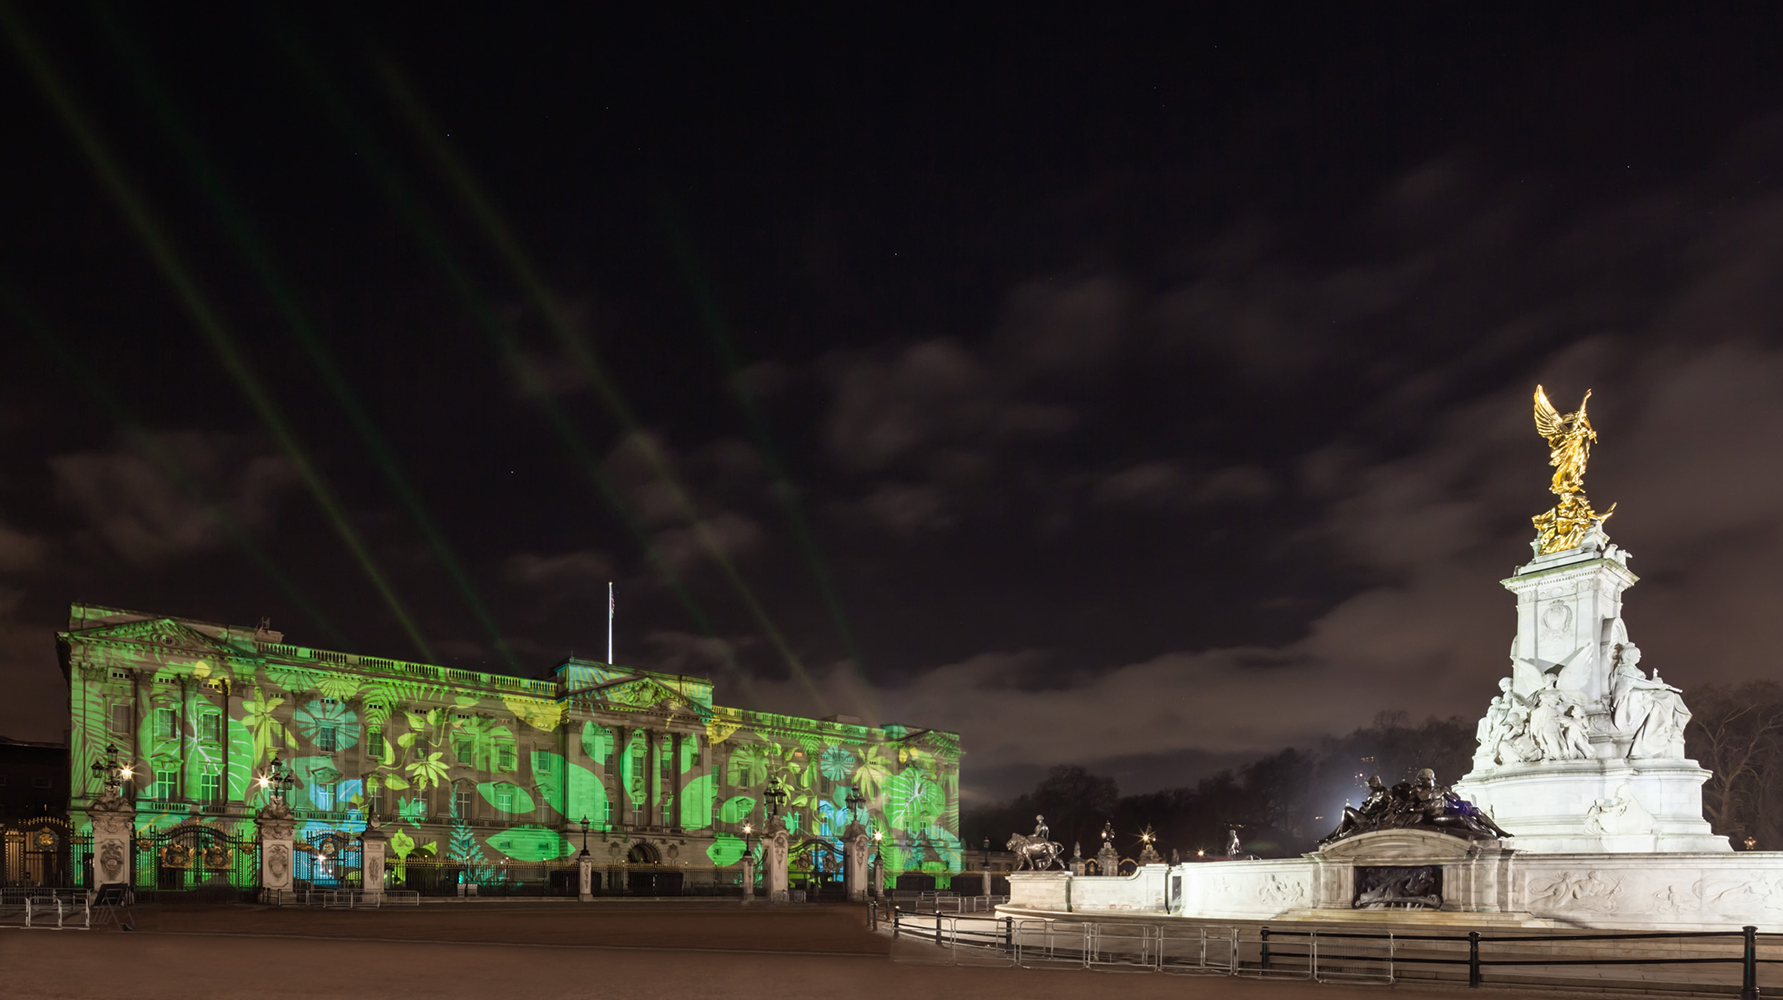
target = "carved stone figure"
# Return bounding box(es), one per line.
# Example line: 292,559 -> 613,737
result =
98,841 -> 126,884
1583,782 -> 1656,836
1609,643 -> 1690,758
267,844 -> 290,880
1225,828 -> 1242,857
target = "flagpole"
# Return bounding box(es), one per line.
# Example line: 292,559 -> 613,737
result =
607,582 -> 614,665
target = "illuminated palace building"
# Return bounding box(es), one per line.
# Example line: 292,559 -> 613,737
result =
59,604 -> 962,894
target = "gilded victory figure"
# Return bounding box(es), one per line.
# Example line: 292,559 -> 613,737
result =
1530,385 -> 1615,553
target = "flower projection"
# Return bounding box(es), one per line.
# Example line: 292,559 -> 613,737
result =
62,607 -> 960,895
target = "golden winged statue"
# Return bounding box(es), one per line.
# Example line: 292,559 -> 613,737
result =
1530,385 -> 1615,554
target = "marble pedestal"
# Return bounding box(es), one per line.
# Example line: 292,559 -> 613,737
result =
1456,758 -> 1729,853
578,855 -> 594,901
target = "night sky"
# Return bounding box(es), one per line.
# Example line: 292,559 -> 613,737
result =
4,6 -> 1783,802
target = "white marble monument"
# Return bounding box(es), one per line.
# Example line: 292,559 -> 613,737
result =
1001,386 -> 1783,931
1451,522 -> 1727,853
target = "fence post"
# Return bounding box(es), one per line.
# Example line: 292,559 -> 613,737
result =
1743,925 -> 1760,1000
1260,926 -> 1270,972
1469,930 -> 1481,988
1005,915 -> 1013,954
892,907 -> 900,939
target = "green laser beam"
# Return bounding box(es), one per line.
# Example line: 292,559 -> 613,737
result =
92,6 -> 520,671
2,280 -> 353,649
377,60 -> 832,714
659,210 -> 882,718
1,2 -> 436,662
266,18 -> 760,695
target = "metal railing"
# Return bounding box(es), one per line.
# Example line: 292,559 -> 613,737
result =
262,888 -> 422,907
890,911 -> 1780,997
0,896 -> 91,930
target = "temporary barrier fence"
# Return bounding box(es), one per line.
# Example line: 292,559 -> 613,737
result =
890,909 -> 1782,997
0,896 -> 91,930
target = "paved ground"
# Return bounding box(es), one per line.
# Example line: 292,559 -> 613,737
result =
0,900 -> 1719,1000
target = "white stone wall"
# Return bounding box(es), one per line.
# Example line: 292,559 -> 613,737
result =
1010,851 -> 1783,930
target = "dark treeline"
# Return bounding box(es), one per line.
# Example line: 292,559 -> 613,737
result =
964,711 -> 1476,860
1686,682 -> 1783,850
966,686 -> 1783,862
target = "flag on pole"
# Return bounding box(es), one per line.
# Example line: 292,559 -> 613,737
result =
607,582 -> 615,665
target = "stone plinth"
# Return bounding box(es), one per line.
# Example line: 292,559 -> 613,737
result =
88,790 -> 134,889
578,855 -> 594,901
843,829 -> 870,903
359,818 -> 389,902
764,824 -> 790,904
1456,758 -> 1726,853
256,797 -> 297,897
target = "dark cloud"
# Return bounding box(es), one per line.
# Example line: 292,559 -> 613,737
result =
502,549 -> 614,587
49,432 -> 297,564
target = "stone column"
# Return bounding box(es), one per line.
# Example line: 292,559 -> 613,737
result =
981,870 -> 993,898
843,827 -> 871,903
359,816 -> 389,902
740,852 -> 756,904
256,797 -> 297,902
765,822 -> 790,904
88,789 -> 135,890
578,852 -> 594,901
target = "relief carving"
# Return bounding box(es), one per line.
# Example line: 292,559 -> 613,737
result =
1529,871 -> 1622,912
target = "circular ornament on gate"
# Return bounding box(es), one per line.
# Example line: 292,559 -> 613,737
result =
204,844 -> 231,869
33,830 -> 58,849
164,843 -> 192,867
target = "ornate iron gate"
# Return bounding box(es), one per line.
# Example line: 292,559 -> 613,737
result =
293,831 -> 362,890
1,817 -> 80,888
134,822 -> 260,900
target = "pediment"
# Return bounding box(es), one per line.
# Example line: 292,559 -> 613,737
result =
72,617 -> 249,659
1315,828 -> 1489,862
588,676 -> 712,718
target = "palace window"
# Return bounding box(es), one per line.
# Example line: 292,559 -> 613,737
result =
495,784 -> 514,813
455,737 -> 473,763
367,727 -> 384,761
154,708 -> 176,740
454,784 -> 473,820
497,744 -> 515,771
200,712 -> 222,743
198,767 -> 220,803
110,704 -> 131,738
367,777 -> 382,815
317,726 -> 338,753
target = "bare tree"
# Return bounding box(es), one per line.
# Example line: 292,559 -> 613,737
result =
1686,682 -> 1783,843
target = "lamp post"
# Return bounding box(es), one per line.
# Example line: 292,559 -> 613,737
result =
763,778 -> 789,821
872,829 -> 883,898
257,751 -> 294,804
579,816 -> 592,859
90,743 -> 129,795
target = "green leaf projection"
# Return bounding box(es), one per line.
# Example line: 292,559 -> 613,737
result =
478,781 -> 536,814
487,825 -> 574,862
718,795 -> 757,825
62,603 -> 961,895
706,832 -> 746,866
